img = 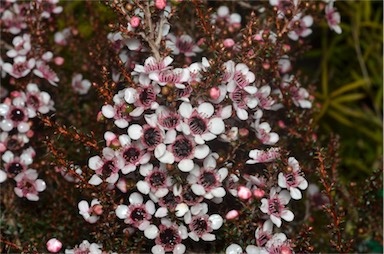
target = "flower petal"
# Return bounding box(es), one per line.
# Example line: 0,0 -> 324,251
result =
197,103 -> 214,118
209,118 -> 225,134
178,159 -> 194,172
128,124 -> 143,140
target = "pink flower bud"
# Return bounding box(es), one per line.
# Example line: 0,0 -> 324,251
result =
26,130 -> 34,138
46,238 -> 62,253
278,120 -> 286,129
130,16 -> 140,28
253,189 -> 265,199
281,246 -> 292,254
283,44 -> 291,52
223,38 -> 235,48
209,87 -> 221,100
10,91 -> 21,98
104,131 -> 117,147
197,38 -> 206,46
97,111 -> 105,122
238,186 -> 252,200
92,204 -> 103,215
238,128 -> 249,138
0,143 -> 6,153
155,0 -> 167,10
262,63 -> 270,70
254,34 -> 262,41
225,210 -> 239,220
54,57 -> 64,65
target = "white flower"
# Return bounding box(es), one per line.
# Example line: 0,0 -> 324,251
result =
78,199 -> 101,223
166,34 -> 202,57
260,188 -> 294,227
278,157 -> 308,200
72,74 -> 91,95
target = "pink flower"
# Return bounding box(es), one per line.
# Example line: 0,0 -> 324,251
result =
130,16 -> 141,28
225,210 -> 239,220
14,169 -> 46,201
33,60 -> 59,86
71,74 -> 91,95
260,188 -> 294,227
166,34 -> 202,57
155,0 -> 167,10
78,199 -> 103,223
325,0 -> 342,34
223,60 -> 256,93
278,157 -> 308,200
46,238 -> 62,253
238,186 -> 252,200
246,148 -> 280,164
288,14 -> 314,41
2,56 -> 35,78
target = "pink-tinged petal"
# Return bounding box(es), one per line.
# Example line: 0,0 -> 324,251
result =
155,207 -> 168,218
290,187 -> 302,200
178,159 -> 194,172
152,245 -> 165,254
270,214 -> 282,228
106,173 -> 119,184
35,179 -> 46,192
0,170 -> 7,183
101,105 -> 115,118
137,180 -> 150,194
278,190 -> 291,205
146,200 -> 156,214
188,232 -> 199,242
26,193 -> 39,201
129,192 -> 143,204
175,203 -> 189,217
89,175 -> 103,185
197,103 -> 214,118
129,107 -> 144,117
174,244 -> 186,254
209,118 -> 225,134
103,147 -> 115,159
144,225 -> 159,239
211,187 -> 226,198
138,221 -> 150,231
298,178 -> 308,190
209,214 -> 223,230
139,163 -> 153,176
128,124 -> 143,140
202,233 -> 215,241
278,173 -> 287,188
281,209 -> 294,222
88,156 -> 103,170
194,144 -> 209,159
191,184 -> 205,196
14,187 -> 23,197
179,102 -> 192,118
163,56 -> 174,67
116,205 -> 128,219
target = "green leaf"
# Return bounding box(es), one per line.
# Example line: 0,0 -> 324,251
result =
330,102 -> 367,119
328,109 -> 353,126
332,93 -> 366,103
330,79 -> 367,98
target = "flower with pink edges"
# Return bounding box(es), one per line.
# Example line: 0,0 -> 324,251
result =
278,157 -> 308,200
115,192 -> 156,232
14,169 -> 46,201
6,33 -> 31,58
71,73 -> 91,95
33,60 -> 59,86
134,56 -> 173,75
222,60 -> 256,93
149,67 -> 190,89
46,238 -> 62,253
151,219 -> 188,254
2,148 -> 34,177
166,34 -> 202,57
2,56 -> 35,79
136,163 -> 172,198
229,87 -> 258,120
260,187 -> 294,227
288,13 -> 314,41
78,199 -> 103,224
101,89 -> 133,128
246,147 -> 280,164
325,0 -> 342,34
0,98 -> 30,133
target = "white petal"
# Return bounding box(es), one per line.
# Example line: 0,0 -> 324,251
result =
194,145 -> 210,159
178,159 -> 194,172
137,180 -> 150,194
236,108 -> 248,120
290,187 -> 302,200
88,175 -> 103,185
101,105 -> 115,118
191,184 -> 205,196
128,124 -> 143,140
244,86 -> 257,94
17,122 -> 30,133
155,188 -> 168,198
152,245 -> 165,254
0,170 -> 7,183
129,192 -> 143,204
211,187 -> 226,198
188,232 -> 199,242
35,179 -> 46,191
202,233 -> 215,241
298,178 -> 308,190
175,203 -> 189,217
155,207 -> 168,218
155,143 -> 166,158
78,200 -> 89,213
209,118 -> 225,134
270,214 -> 282,227
209,214 -> 223,230
197,103 -> 214,118
158,151 -> 175,164
173,244 -> 186,254
129,107 -> 144,117
116,205 -> 128,219
146,200 -> 156,214
179,102 -> 192,118
226,244 -> 243,254
281,210 -> 294,222
144,225 -> 159,239
220,105 -> 232,119
278,173 -> 287,188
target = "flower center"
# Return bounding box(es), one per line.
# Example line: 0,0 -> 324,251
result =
139,87 -> 156,107
7,162 -> 24,176
159,227 -> 180,251
200,171 -> 217,188
143,127 -> 162,148
268,198 -> 281,215
160,192 -> 180,210
149,171 -> 166,187
172,137 -> 193,159
176,39 -> 193,53
123,147 -> 140,164
285,173 -> 295,186
190,217 -> 208,236
10,108 -> 25,122
159,114 -> 179,129
233,72 -> 249,88
188,116 -> 207,135
130,207 -> 146,222
27,95 -> 40,108
182,187 -> 202,205
102,160 -> 115,174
